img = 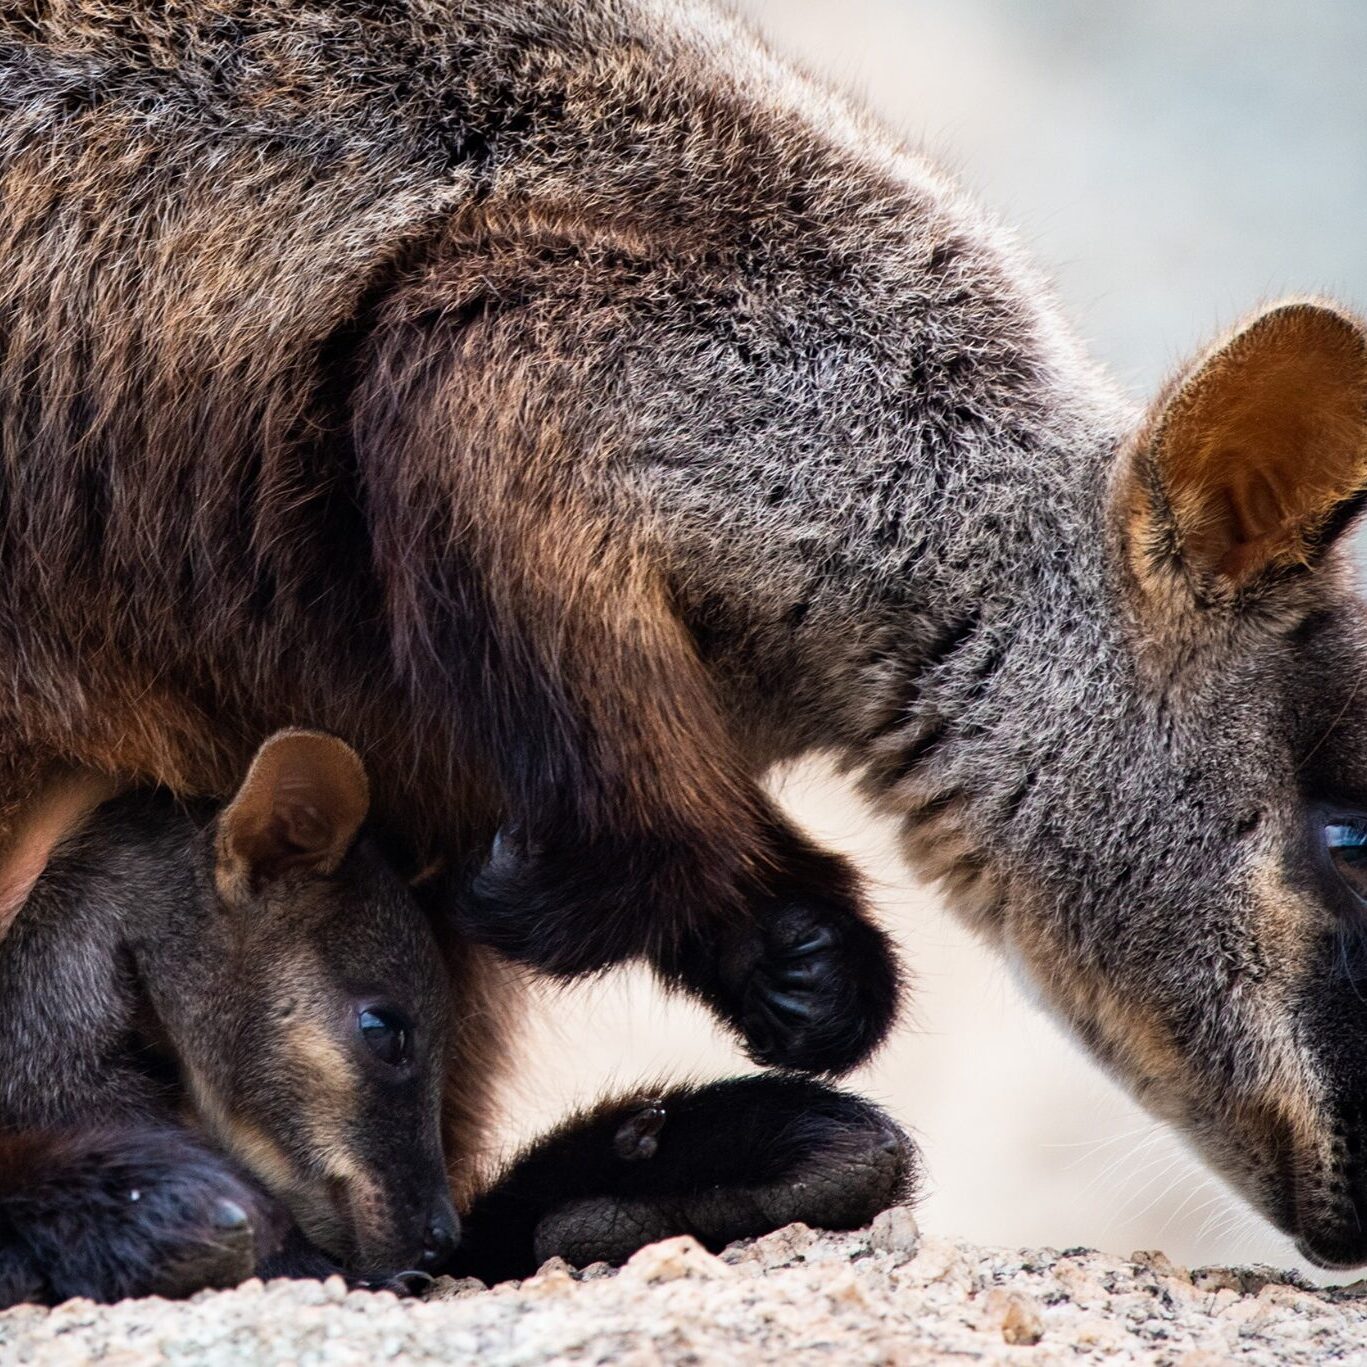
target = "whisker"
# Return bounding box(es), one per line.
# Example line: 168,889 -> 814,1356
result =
1297,671 -> 1364,772
1160,1175 -> 1218,1236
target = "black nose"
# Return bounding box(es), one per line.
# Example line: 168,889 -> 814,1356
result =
418,1207 -> 459,1271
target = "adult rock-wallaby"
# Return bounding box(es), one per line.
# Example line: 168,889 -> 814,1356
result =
0,728 -> 914,1305
1,1 -> 1366,1265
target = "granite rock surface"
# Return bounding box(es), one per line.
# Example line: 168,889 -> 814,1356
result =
6,1216 -> 1367,1365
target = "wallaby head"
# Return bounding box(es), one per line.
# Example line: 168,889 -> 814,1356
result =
125,731 -> 458,1276
934,299 -> 1367,1267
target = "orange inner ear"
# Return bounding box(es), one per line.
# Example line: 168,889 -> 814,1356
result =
1153,304 -> 1367,583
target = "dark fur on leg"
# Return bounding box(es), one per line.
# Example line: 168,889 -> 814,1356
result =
463,812 -> 902,1076
453,1076 -> 918,1284
0,1126 -> 288,1308
460,827 -> 740,977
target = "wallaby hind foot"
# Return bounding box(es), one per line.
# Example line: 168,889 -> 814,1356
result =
455,1075 -> 918,1283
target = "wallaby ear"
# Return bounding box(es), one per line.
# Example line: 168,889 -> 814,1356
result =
1125,301 -> 1367,595
0,767 -> 121,941
215,730 -> 370,902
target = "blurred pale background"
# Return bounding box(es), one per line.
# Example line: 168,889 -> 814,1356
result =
502,1 -> 1367,1277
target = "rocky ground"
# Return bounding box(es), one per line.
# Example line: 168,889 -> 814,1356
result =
5,1213 -> 1367,1365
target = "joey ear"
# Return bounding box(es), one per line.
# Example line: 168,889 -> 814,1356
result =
215,730 -> 370,902
1123,301 -> 1367,595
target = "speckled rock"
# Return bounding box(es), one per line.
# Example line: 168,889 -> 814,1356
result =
4,1226 -> 1367,1365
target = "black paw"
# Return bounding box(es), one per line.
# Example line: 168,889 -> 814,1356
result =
532,1194 -> 668,1270
146,1196 -> 259,1300
736,901 -> 900,1075
3,1126 -> 284,1306
746,1106 -> 916,1233
461,818 -> 901,1077
527,1076 -> 920,1269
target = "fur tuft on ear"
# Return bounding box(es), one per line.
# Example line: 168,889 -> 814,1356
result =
1125,299 -> 1367,595
215,730 -> 370,903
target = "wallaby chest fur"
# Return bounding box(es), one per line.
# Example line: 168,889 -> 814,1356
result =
6,2 -> 1367,1266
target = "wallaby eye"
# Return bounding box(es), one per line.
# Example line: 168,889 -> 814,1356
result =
1324,819 -> 1367,902
357,1007 -> 410,1067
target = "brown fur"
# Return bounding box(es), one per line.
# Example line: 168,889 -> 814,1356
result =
0,765 -> 119,935
6,1 -> 1367,1265
0,734 -> 915,1302
1126,302 -> 1367,589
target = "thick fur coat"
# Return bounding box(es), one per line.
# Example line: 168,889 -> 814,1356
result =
4,2 -> 1367,1264
0,732 -> 913,1303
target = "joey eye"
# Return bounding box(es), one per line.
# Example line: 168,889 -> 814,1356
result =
357,1007 -> 410,1067
1324,819 -> 1367,902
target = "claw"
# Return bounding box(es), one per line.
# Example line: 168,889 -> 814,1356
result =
210,1199 -> 250,1232
379,1269 -> 434,1298
755,987 -> 818,1021
777,922 -> 838,956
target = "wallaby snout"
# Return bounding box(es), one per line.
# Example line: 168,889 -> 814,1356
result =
419,1199 -> 461,1272
305,1155 -> 459,1277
